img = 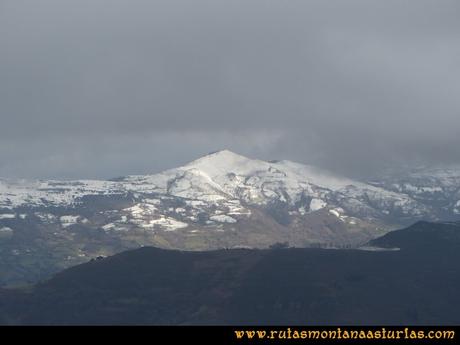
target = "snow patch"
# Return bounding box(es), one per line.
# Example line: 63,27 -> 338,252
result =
297,207 -> 307,215
329,208 -> 347,222
309,198 -> 327,212
140,216 -> 188,231
210,215 -> 237,223
329,209 -> 341,218
102,223 -> 116,231
35,213 -> 57,223
60,215 -> 80,228
454,200 -> 460,214
227,204 -> 251,216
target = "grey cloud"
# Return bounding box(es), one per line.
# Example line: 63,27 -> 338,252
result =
0,129 -> 284,179
0,0 -> 459,178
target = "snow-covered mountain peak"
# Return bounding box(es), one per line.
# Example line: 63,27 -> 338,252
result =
193,149 -> 249,162
184,150 -> 266,176
179,150 -> 360,194
1,150 -> 459,224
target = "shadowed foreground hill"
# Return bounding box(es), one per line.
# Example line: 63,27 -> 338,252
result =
1,221 -> 460,325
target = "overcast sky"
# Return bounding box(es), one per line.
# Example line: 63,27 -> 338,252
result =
1,0 -> 459,179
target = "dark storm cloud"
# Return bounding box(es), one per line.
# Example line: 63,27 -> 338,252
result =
1,0 -> 459,178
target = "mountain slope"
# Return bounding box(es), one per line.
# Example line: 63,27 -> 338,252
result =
0,150 -> 459,286
370,220 -> 460,251
1,221 -> 459,325
370,166 -> 460,219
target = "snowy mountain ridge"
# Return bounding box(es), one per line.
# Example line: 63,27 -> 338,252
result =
1,150 -> 459,223
1,150 -> 459,286
0,151 -> 427,211
1,150 -> 459,222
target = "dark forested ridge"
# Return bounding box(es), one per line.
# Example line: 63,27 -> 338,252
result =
1,221 -> 459,325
